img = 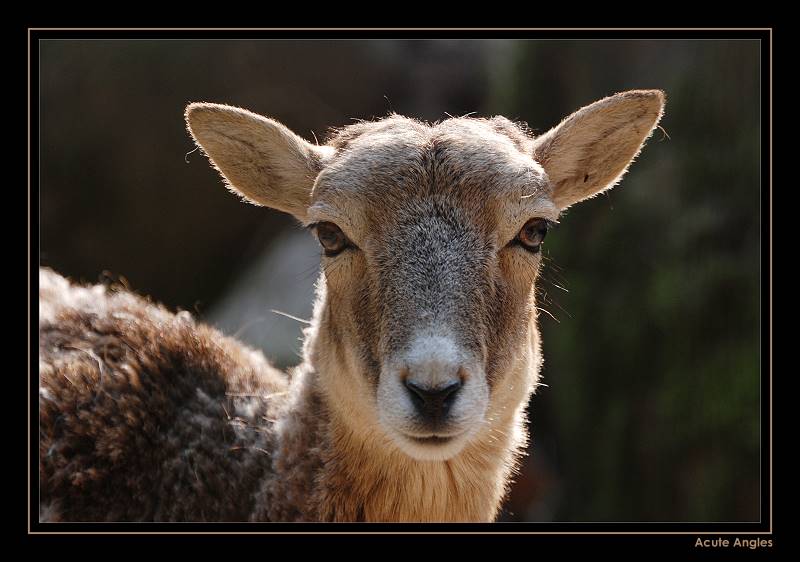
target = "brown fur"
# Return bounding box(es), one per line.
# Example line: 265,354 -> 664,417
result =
39,269 -> 287,521
39,90 -> 665,522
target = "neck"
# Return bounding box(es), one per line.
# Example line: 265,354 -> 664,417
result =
314,403 -> 527,522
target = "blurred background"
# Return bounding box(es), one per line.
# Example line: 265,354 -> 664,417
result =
39,39 -> 761,522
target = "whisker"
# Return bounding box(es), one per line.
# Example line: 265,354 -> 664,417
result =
536,306 -> 560,323
270,309 -> 312,325
299,263 -> 321,280
232,316 -> 269,338
546,296 -> 572,320
546,280 -> 569,293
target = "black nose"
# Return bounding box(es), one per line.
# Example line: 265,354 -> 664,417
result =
404,379 -> 463,422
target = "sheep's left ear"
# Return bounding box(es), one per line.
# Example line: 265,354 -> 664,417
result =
532,90 -> 666,211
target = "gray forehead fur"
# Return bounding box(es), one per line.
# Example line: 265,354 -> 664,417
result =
315,115 -> 547,201
326,114 -> 534,153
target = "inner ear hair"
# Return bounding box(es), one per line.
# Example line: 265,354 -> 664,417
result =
532,90 -> 666,210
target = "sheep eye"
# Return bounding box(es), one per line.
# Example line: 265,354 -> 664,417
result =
516,218 -> 550,253
314,222 -> 349,256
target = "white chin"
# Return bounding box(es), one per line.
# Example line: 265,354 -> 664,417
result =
393,431 -> 471,461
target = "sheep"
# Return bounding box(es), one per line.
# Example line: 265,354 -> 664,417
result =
38,90 -> 666,522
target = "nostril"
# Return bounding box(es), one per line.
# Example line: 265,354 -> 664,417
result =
439,380 -> 462,405
405,380 -> 427,410
404,379 -> 463,414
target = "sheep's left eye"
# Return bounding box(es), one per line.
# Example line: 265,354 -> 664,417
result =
516,218 -> 550,253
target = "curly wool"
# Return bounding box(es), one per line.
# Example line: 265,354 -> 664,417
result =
38,268 -> 308,522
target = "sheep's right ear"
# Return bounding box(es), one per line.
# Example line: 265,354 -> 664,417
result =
185,103 -> 333,221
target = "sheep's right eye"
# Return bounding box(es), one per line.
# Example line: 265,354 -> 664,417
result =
314,222 -> 350,256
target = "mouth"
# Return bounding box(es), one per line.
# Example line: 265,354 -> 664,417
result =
393,429 -> 472,461
403,432 -> 463,446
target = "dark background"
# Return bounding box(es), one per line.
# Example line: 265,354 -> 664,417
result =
39,38 -> 762,522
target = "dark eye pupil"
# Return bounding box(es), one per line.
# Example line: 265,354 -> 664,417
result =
526,224 -> 543,239
319,229 -> 339,245
316,222 -> 347,254
519,219 -> 548,251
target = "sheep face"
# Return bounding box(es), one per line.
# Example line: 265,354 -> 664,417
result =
303,117 -> 556,461
185,90 -> 665,463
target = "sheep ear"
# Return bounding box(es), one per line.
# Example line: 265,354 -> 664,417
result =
185,103 -> 333,221
532,90 -> 666,211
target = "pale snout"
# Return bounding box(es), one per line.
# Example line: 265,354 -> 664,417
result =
378,333 -> 489,461
402,357 -> 464,429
